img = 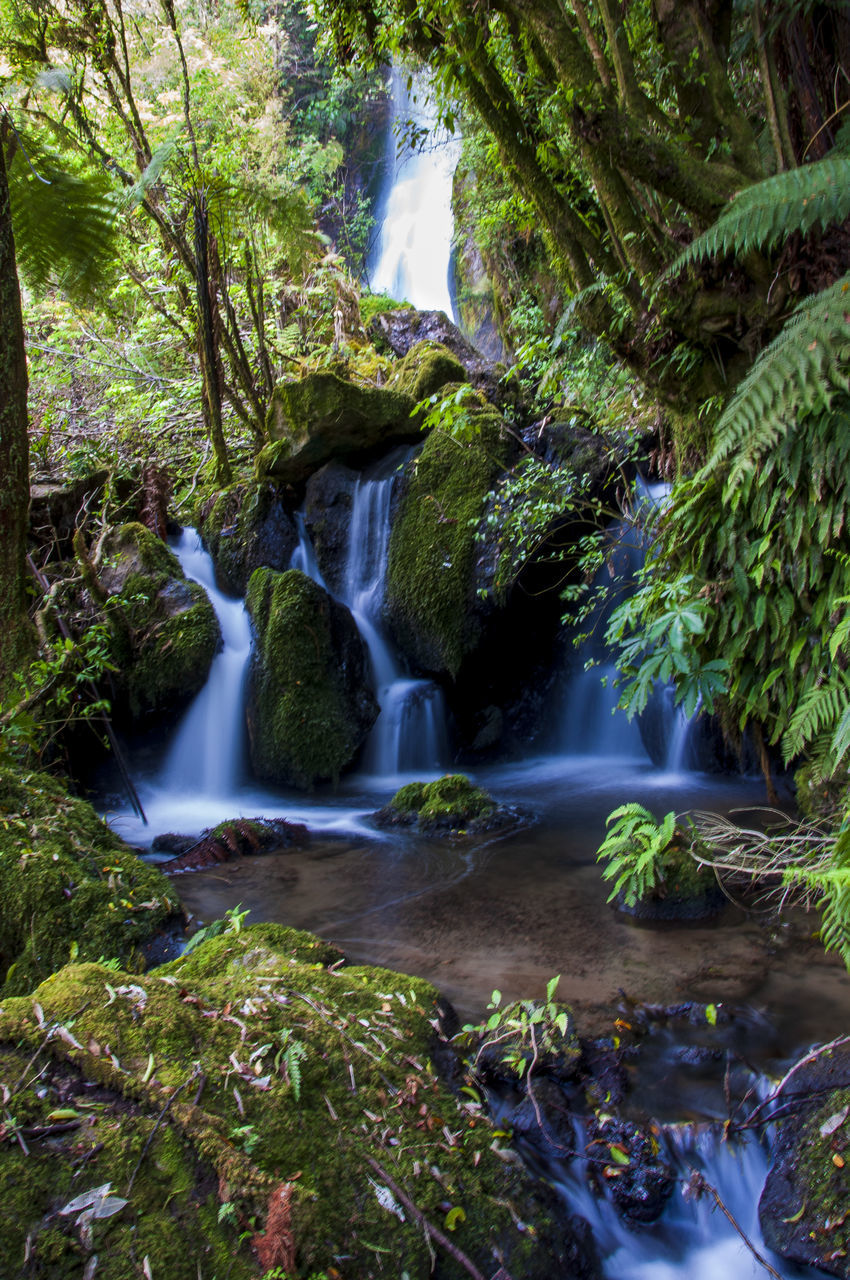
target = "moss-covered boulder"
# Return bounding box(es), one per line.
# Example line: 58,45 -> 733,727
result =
95,522 -> 220,724
0,766 -> 180,996
0,925 -> 596,1278
257,370 -> 418,487
245,567 -> 378,788
388,339 -> 469,402
195,480 -> 298,596
373,774 -> 523,836
371,306 -> 513,408
760,1042 -> 850,1276
386,403 -> 513,678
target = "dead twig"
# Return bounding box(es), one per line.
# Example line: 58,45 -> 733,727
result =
687,1168 -> 783,1280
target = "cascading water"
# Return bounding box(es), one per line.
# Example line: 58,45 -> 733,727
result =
292,454 -> 449,780
163,528 -> 252,794
368,67 -> 460,316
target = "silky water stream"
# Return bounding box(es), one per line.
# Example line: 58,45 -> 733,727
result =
102,518 -> 850,1279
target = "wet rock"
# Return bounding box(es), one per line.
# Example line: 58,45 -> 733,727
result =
195,480 -> 297,595
245,567 -> 378,788
257,369 -> 418,487
94,522 -> 220,726
386,403 -> 515,678
373,774 -> 521,836
164,817 -> 309,874
614,881 -> 726,923
370,306 -> 510,407
584,1112 -> 675,1225
760,1043 -> 850,1277
302,460 -> 359,594
509,1077 -> 576,1154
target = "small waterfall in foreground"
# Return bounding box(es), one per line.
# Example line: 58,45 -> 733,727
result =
293,456 -> 449,780
369,68 -> 459,316
161,528 -> 252,794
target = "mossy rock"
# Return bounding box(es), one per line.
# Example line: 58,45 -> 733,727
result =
0,925 -> 596,1279
0,766 -> 180,996
760,1043 -> 850,1276
258,370 -> 418,487
375,774 -> 508,834
245,567 -> 378,788
386,405 -> 513,677
96,522 -> 220,725
388,340 -> 469,403
195,480 -> 298,596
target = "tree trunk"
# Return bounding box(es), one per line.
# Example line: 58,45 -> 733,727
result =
0,137 -> 34,689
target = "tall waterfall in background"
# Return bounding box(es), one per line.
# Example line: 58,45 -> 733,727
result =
369,68 -> 460,317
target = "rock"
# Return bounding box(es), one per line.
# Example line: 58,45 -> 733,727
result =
95,522 -> 220,725
388,339 -> 469,402
303,460 -> 359,594
469,999 -> 582,1086
507,1078 -> 576,1154
760,1043 -> 850,1277
584,1112 -> 675,1225
373,773 -> 515,835
386,402 -> 514,678
370,306 -> 510,406
164,817 -> 309,874
0,924 -> 601,1279
257,369 -> 418,487
245,567 -> 378,788
195,481 -> 298,595
0,766 -> 181,996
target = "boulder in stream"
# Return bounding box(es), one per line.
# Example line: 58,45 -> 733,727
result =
374,773 -> 517,835
195,480 -> 298,596
245,566 -> 378,788
256,368 -> 418,488
93,521 -> 220,726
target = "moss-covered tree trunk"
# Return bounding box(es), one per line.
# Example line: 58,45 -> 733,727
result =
0,135 -> 32,689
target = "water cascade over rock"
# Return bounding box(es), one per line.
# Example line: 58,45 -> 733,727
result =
369,68 -> 460,316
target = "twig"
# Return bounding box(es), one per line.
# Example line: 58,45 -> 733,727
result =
365,1156 -> 512,1280
126,1072 -> 197,1195
742,1035 -> 850,1131
687,1169 -> 783,1280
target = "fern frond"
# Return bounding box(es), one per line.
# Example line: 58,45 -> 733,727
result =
783,671 -> 850,764
669,153 -> 850,275
8,128 -> 120,302
707,274 -> 850,482
784,865 -> 850,968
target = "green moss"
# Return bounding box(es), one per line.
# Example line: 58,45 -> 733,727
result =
245,567 -> 376,788
360,291 -> 408,325
389,781 -> 428,813
0,766 -> 180,996
97,523 -> 220,723
418,774 -> 495,821
265,370 -> 414,450
0,925 -> 570,1278
389,340 -> 469,402
386,408 -> 511,677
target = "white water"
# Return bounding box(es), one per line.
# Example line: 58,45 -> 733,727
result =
162,529 -> 252,794
369,68 -> 459,316
293,456 -> 450,781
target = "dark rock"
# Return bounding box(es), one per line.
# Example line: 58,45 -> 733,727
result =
257,370 -> 418,487
303,460 -> 359,595
245,567 -> 378,788
585,1112 -> 675,1225
615,882 -> 726,923
95,522 -> 220,726
370,306 -> 511,407
165,817 -> 310,873
760,1044 -> 850,1277
195,481 -> 297,595
151,832 -> 199,856
509,1077 -> 575,1154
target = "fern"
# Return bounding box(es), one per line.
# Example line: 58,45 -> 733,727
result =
669,152 -> 850,275
707,274 -> 850,482
783,671 -> 850,765
783,864 -> 850,968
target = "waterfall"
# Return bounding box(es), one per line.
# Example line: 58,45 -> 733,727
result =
368,68 -> 460,316
161,528 -> 252,794
293,455 -> 449,780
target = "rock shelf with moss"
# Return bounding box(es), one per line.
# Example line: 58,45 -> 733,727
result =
374,774 -> 517,835
195,480 -> 297,596
0,924 -> 595,1278
0,766 -> 180,996
245,567 -> 378,788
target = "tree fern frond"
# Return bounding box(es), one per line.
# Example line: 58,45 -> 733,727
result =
783,671 -> 850,764
707,274 -> 850,482
784,865 -> 850,968
7,129 -> 120,302
669,152 -> 850,275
